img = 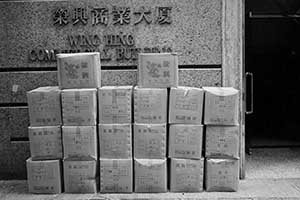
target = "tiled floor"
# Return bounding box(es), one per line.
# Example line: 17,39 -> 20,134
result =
1,148 -> 300,200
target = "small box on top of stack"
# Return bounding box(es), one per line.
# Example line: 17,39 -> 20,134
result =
133,53 -> 178,193
168,86 -> 205,192
26,86 -> 63,194
203,87 -> 239,192
98,85 -> 133,193
57,52 -> 101,193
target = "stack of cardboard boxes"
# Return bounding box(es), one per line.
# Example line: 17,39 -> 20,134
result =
203,87 -> 240,192
26,51 -> 241,194
26,86 -> 63,194
168,87 -> 205,192
98,86 -> 133,193
58,52 -> 101,193
133,53 -> 177,192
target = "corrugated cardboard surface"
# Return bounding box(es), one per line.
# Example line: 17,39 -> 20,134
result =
8,148 -> 300,198
134,87 -> 167,124
170,158 -> 204,192
100,158 -> 133,193
203,87 -> 239,125
5,178 -> 300,199
57,52 -> 101,89
134,158 -> 167,193
26,158 -> 62,194
134,124 -> 166,159
205,158 -> 239,192
138,53 -> 178,88
63,159 -> 98,193
28,126 -> 63,160
62,126 -> 98,160
27,86 -> 62,126
98,86 -> 133,124
205,125 -> 239,158
169,87 -> 204,124
61,89 -> 97,126
169,124 -> 203,159
99,124 -> 132,159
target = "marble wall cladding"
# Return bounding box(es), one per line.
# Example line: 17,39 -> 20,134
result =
0,0 -> 221,68
9,72 -> 58,103
0,142 -> 30,179
9,107 -> 29,139
1,69 -> 221,103
0,108 -> 30,179
0,5 -> 6,69
0,0 -> 224,178
0,73 -> 10,103
0,108 -> 10,144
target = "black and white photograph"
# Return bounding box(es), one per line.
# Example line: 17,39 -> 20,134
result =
0,0 -> 300,199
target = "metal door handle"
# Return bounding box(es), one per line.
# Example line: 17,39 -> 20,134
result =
246,72 -> 253,114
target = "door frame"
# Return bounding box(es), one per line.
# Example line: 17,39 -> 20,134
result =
222,0 -> 245,179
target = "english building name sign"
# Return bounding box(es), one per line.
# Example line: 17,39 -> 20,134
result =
0,0 -> 221,68
29,5 -> 173,63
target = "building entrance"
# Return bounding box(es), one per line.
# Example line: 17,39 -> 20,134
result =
246,0 -> 300,149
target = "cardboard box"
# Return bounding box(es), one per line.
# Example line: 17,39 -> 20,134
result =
100,158 -> 133,193
62,126 -> 98,160
28,126 -> 63,160
134,87 -> 167,123
169,87 -> 204,124
26,158 -> 62,194
134,158 -> 167,193
63,159 -> 98,193
27,86 -> 62,126
205,125 -> 239,158
61,88 -> 97,125
169,124 -> 203,159
205,158 -> 239,192
57,52 -> 101,89
170,158 -> 204,192
99,86 -> 133,124
203,87 -> 239,125
99,124 -> 132,159
134,124 -> 166,159
138,53 -> 178,88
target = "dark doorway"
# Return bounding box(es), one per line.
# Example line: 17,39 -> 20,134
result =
246,0 -> 300,148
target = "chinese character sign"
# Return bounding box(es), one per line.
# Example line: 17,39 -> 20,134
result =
53,6 -> 172,26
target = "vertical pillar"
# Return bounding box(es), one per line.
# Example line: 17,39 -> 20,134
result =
222,0 -> 245,179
